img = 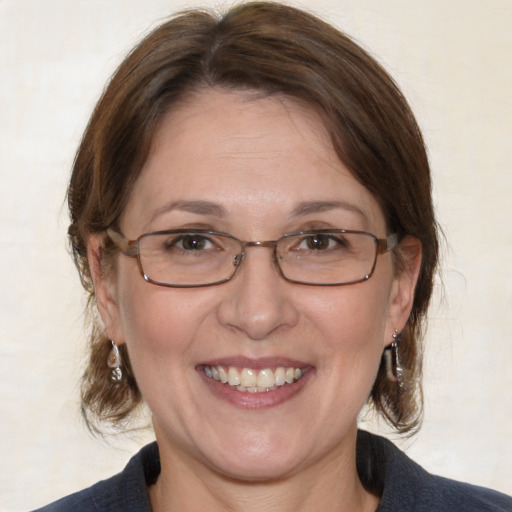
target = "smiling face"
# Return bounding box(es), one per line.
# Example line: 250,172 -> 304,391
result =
91,89 -> 417,482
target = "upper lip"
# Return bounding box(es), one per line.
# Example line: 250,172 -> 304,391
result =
198,356 -> 310,370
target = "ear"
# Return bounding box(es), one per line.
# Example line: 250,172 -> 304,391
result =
385,236 -> 422,343
87,234 -> 125,345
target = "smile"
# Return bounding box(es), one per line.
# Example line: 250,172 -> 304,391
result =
203,365 -> 304,392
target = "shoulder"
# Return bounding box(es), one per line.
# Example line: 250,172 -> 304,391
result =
357,430 -> 512,512
31,443 -> 160,512
423,474 -> 512,511
31,485 -> 100,512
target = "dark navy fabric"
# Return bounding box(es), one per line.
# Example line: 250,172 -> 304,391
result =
33,431 -> 512,511
356,431 -> 512,511
32,443 -> 158,512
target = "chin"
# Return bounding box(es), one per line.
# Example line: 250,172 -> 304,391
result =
215,457 -> 302,483
202,436 -> 307,482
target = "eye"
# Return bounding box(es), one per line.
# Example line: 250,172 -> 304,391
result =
167,233 -> 215,251
298,233 -> 341,251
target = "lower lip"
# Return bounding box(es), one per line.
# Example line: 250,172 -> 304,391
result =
198,369 -> 312,409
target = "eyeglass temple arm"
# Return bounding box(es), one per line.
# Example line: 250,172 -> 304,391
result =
106,228 -> 398,256
106,228 -> 139,257
377,233 -> 399,254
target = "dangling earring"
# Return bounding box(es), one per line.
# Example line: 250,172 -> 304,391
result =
107,340 -> 123,382
384,330 -> 403,383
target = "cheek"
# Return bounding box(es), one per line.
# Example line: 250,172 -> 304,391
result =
306,281 -> 391,346
118,288 -> 206,352
115,285 -> 217,416
113,258 -> 210,357
305,283 -> 391,395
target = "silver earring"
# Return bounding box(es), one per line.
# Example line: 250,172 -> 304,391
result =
107,340 -> 123,382
385,330 -> 403,383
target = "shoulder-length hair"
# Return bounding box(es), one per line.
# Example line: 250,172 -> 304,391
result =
69,1 -> 438,435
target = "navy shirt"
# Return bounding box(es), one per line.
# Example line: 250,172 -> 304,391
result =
33,431 -> 512,511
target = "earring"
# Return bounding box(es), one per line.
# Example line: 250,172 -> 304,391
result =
107,340 -> 123,382
384,330 -> 403,383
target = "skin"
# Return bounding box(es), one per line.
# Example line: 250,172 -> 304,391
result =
89,89 -> 421,512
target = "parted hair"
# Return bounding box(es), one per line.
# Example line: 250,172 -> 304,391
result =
69,1 -> 438,435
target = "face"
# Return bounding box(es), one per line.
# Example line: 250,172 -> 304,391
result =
93,89 -> 417,481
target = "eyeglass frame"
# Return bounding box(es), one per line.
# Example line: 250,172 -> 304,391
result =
106,227 -> 398,288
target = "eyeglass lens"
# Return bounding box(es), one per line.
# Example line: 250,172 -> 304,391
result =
136,231 -> 379,287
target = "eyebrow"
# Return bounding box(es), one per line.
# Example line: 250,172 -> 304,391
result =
289,200 -> 368,220
149,199 -> 367,223
149,200 -> 228,222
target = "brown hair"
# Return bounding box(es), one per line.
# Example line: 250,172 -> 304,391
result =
69,1 -> 438,434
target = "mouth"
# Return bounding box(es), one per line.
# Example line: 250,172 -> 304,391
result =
201,365 -> 304,393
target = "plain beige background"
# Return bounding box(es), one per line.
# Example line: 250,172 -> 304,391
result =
1,0 -> 511,510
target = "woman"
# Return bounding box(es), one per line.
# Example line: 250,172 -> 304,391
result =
35,2 -> 512,511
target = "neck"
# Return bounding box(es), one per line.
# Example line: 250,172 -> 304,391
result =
148,433 -> 379,512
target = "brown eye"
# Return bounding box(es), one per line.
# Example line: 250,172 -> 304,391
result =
301,234 -> 335,250
180,234 -> 209,250
166,234 -> 214,251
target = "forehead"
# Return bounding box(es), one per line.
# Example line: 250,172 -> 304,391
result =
149,89 -> 333,167
122,89 -> 386,236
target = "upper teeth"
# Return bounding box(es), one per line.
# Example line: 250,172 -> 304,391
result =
204,365 -> 304,392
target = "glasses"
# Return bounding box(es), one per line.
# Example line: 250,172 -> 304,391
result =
107,228 -> 398,288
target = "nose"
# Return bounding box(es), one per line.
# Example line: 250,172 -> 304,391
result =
216,245 -> 299,341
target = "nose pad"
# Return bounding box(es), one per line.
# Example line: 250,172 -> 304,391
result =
233,252 -> 245,267
232,248 -> 279,272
